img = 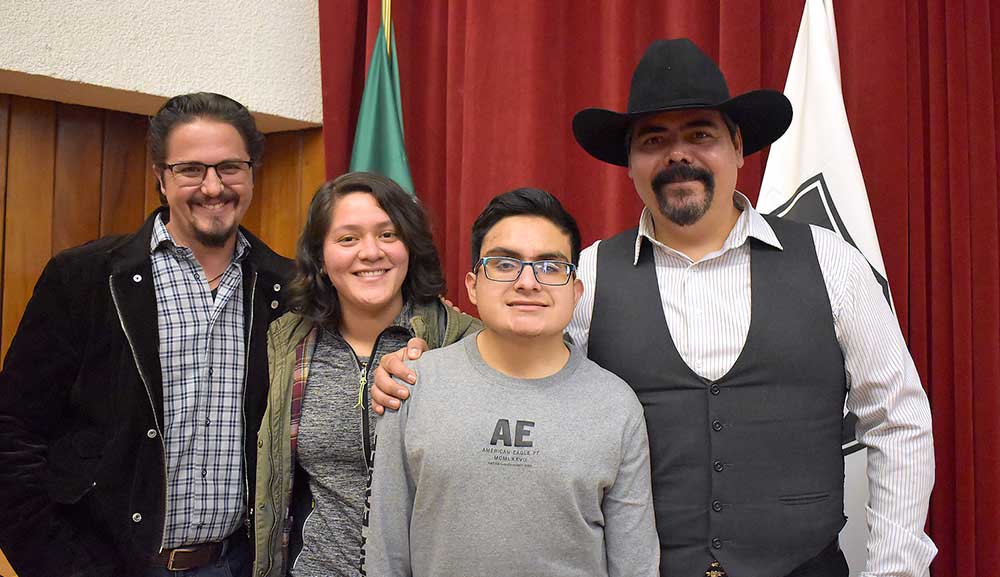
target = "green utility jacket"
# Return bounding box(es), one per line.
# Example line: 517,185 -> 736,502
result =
252,300 -> 480,577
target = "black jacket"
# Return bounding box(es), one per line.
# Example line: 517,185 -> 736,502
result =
0,209 -> 293,577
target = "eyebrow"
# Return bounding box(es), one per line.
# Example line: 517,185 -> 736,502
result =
632,118 -> 721,138
483,247 -> 570,261
168,157 -> 250,165
330,219 -> 396,232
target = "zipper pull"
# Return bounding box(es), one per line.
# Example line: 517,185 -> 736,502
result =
354,361 -> 368,408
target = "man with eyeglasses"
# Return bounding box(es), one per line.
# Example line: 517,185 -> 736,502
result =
363,187 -> 659,577
0,93 -> 293,577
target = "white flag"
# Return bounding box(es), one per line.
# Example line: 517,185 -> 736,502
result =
757,1 -> 894,575
758,0 -> 892,305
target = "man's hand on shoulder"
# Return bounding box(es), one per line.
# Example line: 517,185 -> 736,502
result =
439,295 -> 461,313
372,337 -> 428,414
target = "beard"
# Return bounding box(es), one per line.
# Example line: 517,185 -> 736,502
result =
651,164 -> 715,226
189,191 -> 241,247
192,221 -> 237,247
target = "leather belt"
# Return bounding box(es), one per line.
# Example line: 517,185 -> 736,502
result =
150,540 -> 226,572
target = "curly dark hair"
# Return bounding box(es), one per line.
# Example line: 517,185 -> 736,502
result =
286,172 -> 446,329
148,92 -> 265,205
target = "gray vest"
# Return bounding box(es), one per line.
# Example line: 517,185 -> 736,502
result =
589,216 -> 847,577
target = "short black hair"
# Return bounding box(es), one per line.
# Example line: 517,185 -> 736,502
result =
470,188 -> 582,267
286,172 -> 446,329
149,92 -> 265,204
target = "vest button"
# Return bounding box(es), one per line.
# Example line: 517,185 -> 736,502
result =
712,537 -> 722,549
713,460 -> 724,472
712,500 -> 723,512
710,384 -> 721,395
132,512 -> 142,523
146,429 -> 157,439
712,420 -> 723,432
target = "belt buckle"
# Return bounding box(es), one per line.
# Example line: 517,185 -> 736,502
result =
706,560 -> 727,577
166,547 -> 199,572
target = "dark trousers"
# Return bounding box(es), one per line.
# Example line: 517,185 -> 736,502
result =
783,539 -> 849,577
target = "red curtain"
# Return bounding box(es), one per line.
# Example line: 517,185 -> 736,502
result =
318,2 -> 1000,575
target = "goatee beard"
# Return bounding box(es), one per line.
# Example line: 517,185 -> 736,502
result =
651,164 -> 715,227
193,224 -> 237,248
190,192 -> 240,247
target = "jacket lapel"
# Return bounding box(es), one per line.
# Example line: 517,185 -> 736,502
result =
108,211 -> 165,428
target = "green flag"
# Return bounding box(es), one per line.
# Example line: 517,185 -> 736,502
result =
349,10 -> 414,194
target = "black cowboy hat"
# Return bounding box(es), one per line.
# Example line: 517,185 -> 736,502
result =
572,38 -> 792,167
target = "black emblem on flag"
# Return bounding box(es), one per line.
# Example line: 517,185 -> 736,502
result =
768,173 -> 892,304
766,173 -> 891,456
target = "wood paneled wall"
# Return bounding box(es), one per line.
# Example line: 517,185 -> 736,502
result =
0,94 -> 325,361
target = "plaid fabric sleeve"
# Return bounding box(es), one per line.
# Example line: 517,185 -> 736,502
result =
282,326 -> 318,553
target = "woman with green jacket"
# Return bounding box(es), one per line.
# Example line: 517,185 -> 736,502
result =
252,172 -> 480,577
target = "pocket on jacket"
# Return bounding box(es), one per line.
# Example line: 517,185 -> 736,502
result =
778,491 -> 831,506
46,430 -> 105,503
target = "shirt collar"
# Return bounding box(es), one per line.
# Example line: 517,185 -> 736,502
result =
150,212 -> 251,261
632,191 -> 783,265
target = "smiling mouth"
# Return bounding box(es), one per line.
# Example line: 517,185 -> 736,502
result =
355,269 -> 390,278
508,302 -> 546,308
196,200 -> 231,211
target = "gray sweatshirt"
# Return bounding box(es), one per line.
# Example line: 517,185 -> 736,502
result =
363,334 -> 659,577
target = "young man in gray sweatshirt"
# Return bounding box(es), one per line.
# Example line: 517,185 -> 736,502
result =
363,188 -> 658,577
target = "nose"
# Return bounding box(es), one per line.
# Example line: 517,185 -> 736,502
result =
664,142 -> 691,165
201,166 -> 226,196
357,235 -> 383,261
512,262 -> 542,291
649,132 -> 691,166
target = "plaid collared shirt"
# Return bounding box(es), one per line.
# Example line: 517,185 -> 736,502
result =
150,215 -> 250,548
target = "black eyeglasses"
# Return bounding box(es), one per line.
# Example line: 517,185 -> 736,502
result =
474,257 -> 577,286
160,160 -> 254,187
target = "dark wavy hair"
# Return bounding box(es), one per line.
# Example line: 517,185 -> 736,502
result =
149,92 -> 265,204
286,172 -> 446,329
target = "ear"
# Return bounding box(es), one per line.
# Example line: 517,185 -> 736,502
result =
734,127 -> 745,169
464,271 -> 479,307
153,165 -> 165,192
572,277 -> 584,307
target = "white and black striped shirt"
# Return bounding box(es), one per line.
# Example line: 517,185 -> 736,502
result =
567,193 -> 937,577
151,215 -> 250,548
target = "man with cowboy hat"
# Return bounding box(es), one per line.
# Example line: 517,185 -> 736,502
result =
569,38 -> 936,577
372,38 -> 936,577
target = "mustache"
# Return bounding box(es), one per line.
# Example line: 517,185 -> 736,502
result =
651,164 -> 714,191
191,190 -> 238,204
